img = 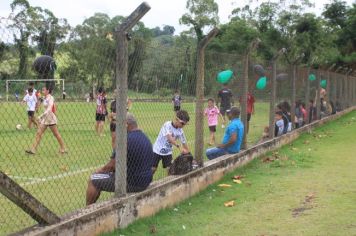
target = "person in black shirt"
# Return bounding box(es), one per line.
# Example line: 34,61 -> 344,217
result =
217,84 -> 233,120
86,113 -> 153,205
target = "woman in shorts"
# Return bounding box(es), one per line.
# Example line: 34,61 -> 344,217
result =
95,88 -> 107,136
26,86 -> 66,155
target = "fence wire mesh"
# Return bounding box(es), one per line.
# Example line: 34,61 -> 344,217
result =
1,15 -> 356,235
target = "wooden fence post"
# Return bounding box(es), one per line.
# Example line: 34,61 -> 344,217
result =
195,28 -> 219,167
115,2 -> 151,197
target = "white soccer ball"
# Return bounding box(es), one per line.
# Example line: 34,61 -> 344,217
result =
16,124 -> 22,130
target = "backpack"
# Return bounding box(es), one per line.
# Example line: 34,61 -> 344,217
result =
169,153 -> 194,175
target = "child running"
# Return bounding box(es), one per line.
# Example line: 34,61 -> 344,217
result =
22,87 -> 38,129
204,98 -> 224,145
152,110 -> 190,175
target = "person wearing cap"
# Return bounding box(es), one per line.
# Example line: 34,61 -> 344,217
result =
206,107 -> 244,160
86,113 -> 153,205
152,110 -> 190,175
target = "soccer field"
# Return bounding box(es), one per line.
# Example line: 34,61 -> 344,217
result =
0,100 -> 269,234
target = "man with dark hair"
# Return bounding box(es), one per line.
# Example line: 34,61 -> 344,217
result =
86,113 -> 153,205
217,84 -> 233,120
152,110 -> 190,174
206,107 -> 244,160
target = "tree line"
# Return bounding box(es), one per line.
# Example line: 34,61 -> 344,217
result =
0,0 -> 355,96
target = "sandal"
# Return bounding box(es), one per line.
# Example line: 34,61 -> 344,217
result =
59,149 -> 68,154
25,150 -> 36,155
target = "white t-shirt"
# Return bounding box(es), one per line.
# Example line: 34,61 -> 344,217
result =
23,94 -> 37,111
153,121 -> 187,156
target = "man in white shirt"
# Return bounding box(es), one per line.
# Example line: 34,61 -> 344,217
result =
152,110 -> 190,175
22,88 -> 38,129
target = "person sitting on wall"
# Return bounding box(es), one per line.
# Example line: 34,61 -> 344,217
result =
206,107 -> 244,160
86,113 -> 153,205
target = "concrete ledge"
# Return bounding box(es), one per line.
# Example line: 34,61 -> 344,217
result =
17,107 -> 355,236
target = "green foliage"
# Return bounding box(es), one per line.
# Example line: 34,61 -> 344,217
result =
179,0 -> 219,41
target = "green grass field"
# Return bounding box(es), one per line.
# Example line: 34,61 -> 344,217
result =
105,111 -> 356,236
0,100 -> 269,235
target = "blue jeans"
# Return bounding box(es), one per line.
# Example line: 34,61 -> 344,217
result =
206,147 -> 228,160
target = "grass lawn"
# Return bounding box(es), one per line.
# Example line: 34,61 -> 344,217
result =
0,100 -> 268,235
105,111 -> 356,236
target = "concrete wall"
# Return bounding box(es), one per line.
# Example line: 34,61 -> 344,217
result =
17,107 -> 355,236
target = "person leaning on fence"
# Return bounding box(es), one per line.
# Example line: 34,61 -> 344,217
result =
277,102 -> 291,133
274,111 -> 284,137
86,113 -> 153,205
206,107 -> 244,160
25,85 -> 66,155
152,110 -> 190,175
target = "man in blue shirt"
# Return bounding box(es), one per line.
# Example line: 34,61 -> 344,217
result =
86,113 -> 153,205
206,107 -> 244,160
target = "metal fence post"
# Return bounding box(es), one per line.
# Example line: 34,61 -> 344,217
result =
316,70 -> 321,120
269,48 -> 286,138
241,39 -> 259,149
114,2 -> 151,197
290,54 -> 304,128
305,67 -> 311,124
195,28 -> 219,167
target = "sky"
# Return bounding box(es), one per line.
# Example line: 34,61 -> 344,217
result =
1,0 -> 355,34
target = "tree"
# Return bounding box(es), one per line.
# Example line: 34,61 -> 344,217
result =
32,8 -> 70,57
9,0 -> 38,78
179,0 -> 219,42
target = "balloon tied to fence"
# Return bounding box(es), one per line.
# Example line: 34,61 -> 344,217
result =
320,79 -> 327,88
217,70 -> 234,84
309,73 -> 316,81
256,76 -> 267,90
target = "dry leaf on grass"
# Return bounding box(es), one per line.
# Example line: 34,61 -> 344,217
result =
218,184 -> 232,188
224,200 -> 235,207
232,175 -> 244,180
233,179 -> 242,184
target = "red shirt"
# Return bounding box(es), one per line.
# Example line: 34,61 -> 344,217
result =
247,93 -> 255,114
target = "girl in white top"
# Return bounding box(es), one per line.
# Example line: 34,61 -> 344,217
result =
26,86 -> 66,155
22,88 -> 38,129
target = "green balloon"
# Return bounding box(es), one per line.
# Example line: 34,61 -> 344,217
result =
217,70 -> 233,84
309,74 -> 316,81
320,79 -> 327,88
256,76 -> 267,90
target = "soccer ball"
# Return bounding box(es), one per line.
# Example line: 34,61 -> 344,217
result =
16,124 -> 22,130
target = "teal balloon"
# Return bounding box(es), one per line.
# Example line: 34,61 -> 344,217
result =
217,70 -> 233,84
256,76 -> 267,90
320,79 -> 327,88
309,74 -> 316,81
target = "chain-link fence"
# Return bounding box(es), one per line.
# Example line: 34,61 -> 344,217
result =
1,11 -> 356,235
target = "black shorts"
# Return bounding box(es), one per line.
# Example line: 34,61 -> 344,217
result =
153,153 -> 172,168
174,106 -> 181,111
209,125 -> 216,132
91,172 -> 147,193
27,111 -> 35,117
96,113 -> 105,121
110,122 -> 116,132
247,113 -> 251,122
220,107 -> 230,116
